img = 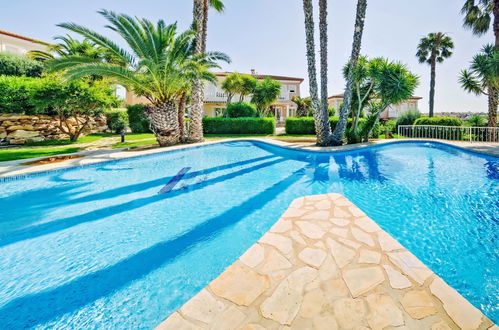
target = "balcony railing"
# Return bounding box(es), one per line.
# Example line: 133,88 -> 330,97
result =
204,91 -> 291,102
397,125 -> 498,142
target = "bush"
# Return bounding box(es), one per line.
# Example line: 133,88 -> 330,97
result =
0,53 -> 44,77
285,117 -> 362,135
106,110 -> 128,133
226,102 -> 258,118
395,109 -> 421,130
126,104 -> 151,133
0,75 -> 46,114
414,116 -> 463,126
203,117 -> 275,134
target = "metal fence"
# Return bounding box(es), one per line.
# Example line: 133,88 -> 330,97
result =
397,125 -> 498,142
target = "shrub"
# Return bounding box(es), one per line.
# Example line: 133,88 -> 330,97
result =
203,117 -> 275,134
466,114 -> 487,127
285,117 -> 362,135
106,110 -> 128,133
226,102 -> 258,118
0,75 -> 47,114
394,109 -> 421,130
414,116 -> 463,126
126,104 -> 151,133
0,52 -> 44,77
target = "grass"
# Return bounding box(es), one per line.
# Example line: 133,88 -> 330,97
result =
0,147 -> 81,162
112,139 -> 158,149
123,133 -> 155,140
25,133 -> 114,146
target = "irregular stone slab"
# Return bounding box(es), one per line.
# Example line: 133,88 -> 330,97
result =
313,314 -> 339,330
240,324 -> 267,330
296,221 -> 326,239
401,290 -> 437,319
209,265 -> 269,306
378,231 -> 405,251
330,227 -> 349,238
388,251 -> 433,285
322,277 -> 350,298
301,210 -> 330,220
333,298 -> 367,329
351,227 -> 375,247
289,197 -> 305,208
430,277 -> 484,330
157,312 -> 202,330
315,199 -> 333,210
431,320 -> 453,330
210,306 -> 246,330
318,255 -> 340,281
290,230 -> 307,245
358,249 -> 381,264
180,290 -> 226,324
382,265 -> 412,289
330,217 -> 350,227
282,207 -> 307,218
299,288 -> 326,318
240,244 -> 265,268
338,237 -> 362,250
298,247 -> 327,268
355,216 -> 382,233
269,220 -> 292,233
326,238 -> 356,268
349,206 -> 366,217
334,197 -> 352,206
259,248 -> 292,273
260,266 -> 318,325
333,207 -> 351,218
366,294 -> 404,330
260,232 -> 293,255
343,266 -> 385,297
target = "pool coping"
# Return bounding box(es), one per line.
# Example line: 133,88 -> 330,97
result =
0,138 -> 497,179
157,193 -> 496,330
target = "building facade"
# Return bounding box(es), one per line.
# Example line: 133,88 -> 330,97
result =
328,94 -> 422,120
0,30 -> 50,55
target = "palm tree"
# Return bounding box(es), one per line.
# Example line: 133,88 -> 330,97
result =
291,96 -> 312,117
47,10 -> 228,146
416,32 -> 454,117
189,0 -> 225,142
331,0 -> 368,146
28,35 -> 110,62
302,0 -> 332,146
461,0 -> 499,48
459,44 -> 499,127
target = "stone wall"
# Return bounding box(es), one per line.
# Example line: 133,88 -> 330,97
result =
0,113 -> 108,145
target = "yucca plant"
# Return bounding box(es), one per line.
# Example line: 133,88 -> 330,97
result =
47,10 -> 229,146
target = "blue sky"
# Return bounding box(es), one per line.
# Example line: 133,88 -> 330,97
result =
2,0 -> 494,113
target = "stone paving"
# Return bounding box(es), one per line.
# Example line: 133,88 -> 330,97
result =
157,193 -> 495,330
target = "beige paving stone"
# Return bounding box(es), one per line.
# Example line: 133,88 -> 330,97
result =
313,241 -> 326,249
388,251 -> 433,285
329,227 -> 349,238
315,199 -> 333,210
355,216 -> 382,233
349,206 -> 366,217
180,290 -> 226,324
157,312 -> 203,330
326,238 -> 356,268
298,247 -> 327,268
366,294 -> 404,330
322,277 -> 350,298
306,194 -> 328,201
259,248 -> 292,273
260,232 -> 293,255
327,193 -> 343,200
334,198 -> 352,207
209,305 -> 246,330
312,314 -> 339,330
315,220 -> 333,231
260,267 -> 318,325
282,207 -> 307,218
333,207 -> 351,218
330,217 -> 350,227
269,220 -> 292,233
289,197 -> 305,208
378,231 -> 405,251
239,324 -> 267,330
382,265 -> 412,289
342,266 -> 385,298
401,290 -> 437,319
430,277 -> 484,330
239,244 -> 265,268
318,255 -> 340,281
351,227 -> 375,247
358,249 -> 381,264
301,210 -> 330,221
209,265 -> 269,307
296,221 -> 326,239
290,230 -> 307,245
333,298 -> 367,329
338,237 -> 362,250
431,320 -> 453,330
299,288 -> 326,318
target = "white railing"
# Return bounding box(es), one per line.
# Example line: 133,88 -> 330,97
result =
397,125 -> 498,142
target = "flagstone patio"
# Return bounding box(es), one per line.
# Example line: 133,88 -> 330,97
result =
157,193 -> 495,330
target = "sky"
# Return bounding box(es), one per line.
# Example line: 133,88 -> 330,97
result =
2,0 -> 495,114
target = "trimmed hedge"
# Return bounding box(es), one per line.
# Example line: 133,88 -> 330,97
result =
226,102 -> 258,118
395,109 -> 421,130
106,110 -> 128,133
203,117 -> 275,134
414,116 -> 463,126
0,53 -> 44,77
126,104 -> 151,133
286,116 -> 363,135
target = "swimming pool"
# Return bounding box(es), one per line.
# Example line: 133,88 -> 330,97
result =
0,140 -> 497,328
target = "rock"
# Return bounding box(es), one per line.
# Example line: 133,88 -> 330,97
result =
388,251 -> 433,285
210,306 -> 246,330
258,248 -> 292,273
7,130 -> 41,139
269,220 -> 292,233
9,139 -> 26,145
299,288 -> 326,318
296,221 -> 326,239
260,233 -> 293,255
358,249 -> 381,264
351,227 -> 375,247
312,314 -> 339,330
401,290 -> 437,319
157,312 -> 202,330
7,125 -> 35,131
333,298 -> 367,329
326,238 -> 356,268
179,290 -> 226,324
382,265 -> 412,289
342,266 -> 385,297
298,247 -> 327,268
366,294 -> 404,330
239,244 -> 265,268
354,216 -> 382,233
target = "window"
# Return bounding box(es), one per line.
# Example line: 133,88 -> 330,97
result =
289,85 -> 296,93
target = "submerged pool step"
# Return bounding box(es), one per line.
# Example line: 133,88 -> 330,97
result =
158,167 -> 192,194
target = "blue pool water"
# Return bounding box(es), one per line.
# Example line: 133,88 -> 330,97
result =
0,140 -> 497,328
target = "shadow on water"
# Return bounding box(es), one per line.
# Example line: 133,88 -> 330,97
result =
0,167 -> 306,328
0,157 -> 288,248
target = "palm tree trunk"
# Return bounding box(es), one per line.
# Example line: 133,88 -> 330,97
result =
487,87 -> 498,127
429,56 -> 436,117
331,0 -> 368,146
178,92 -> 187,141
188,0 -> 206,142
494,0 -> 499,48
146,101 -> 180,146
302,0 -> 331,146
318,0 -> 332,146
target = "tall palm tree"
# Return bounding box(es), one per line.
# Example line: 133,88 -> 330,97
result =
28,35 -> 110,62
331,0 -> 368,146
416,32 -> 454,117
461,0 -> 499,48
459,44 -> 499,127
189,0 -> 225,142
47,10 -> 228,146
302,0 -> 332,146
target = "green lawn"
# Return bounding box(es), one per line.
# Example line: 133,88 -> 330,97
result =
26,133 -> 114,146
0,147 -> 81,162
112,139 -> 158,148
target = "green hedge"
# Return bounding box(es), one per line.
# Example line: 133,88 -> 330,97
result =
126,104 -> 151,133
203,117 -> 275,134
0,53 -> 43,77
286,116 -> 363,135
226,102 -> 258,118
106,110 -> 128,133
414,116 -> 463,126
